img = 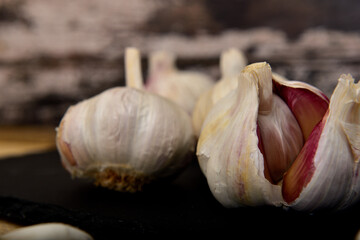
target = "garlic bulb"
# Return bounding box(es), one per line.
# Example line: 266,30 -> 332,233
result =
192,48 -> 247,137
56,47 -> 195,192
0,223 -> 93,240
144,50 -> 214,114
197,62 -> 359,211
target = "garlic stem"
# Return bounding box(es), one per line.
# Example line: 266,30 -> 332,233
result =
125,47 -> 144,89
241,62 -> 273,114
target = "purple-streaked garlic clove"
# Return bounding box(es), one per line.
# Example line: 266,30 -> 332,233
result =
282,74 -> 360,211
272,73 -> 329,141
192,48 -> 247,137
56,48 -> 195,192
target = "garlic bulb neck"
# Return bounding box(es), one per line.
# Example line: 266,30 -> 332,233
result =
241,62 -> 273,114
125,47 -> 144,90
220,48 -> 247,78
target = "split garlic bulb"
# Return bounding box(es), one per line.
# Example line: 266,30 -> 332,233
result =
197,62 -> 360,212
192,48 -> 247,137
143,50 -> 214,114
56,48 -> 195,192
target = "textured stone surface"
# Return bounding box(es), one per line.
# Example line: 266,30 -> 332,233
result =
0,0 -> 360,124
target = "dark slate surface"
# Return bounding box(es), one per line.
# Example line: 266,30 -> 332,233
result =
0,151 -> 359,239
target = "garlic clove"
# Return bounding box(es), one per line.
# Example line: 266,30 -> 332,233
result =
192,48 -> 247,137
282,74 -> 360,211
257,94 -> 303,183
0,223 -> 93,240
145,50 -> 214,114
56,48 -> 195,192
243,63 -> 304,183
197,63 -> 285,207
272,73 -> 329,140
192,78 -> 238,137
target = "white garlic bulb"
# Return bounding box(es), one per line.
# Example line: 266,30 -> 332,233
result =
0,223 -> 93,240
192,48 -> 247,137
144,50 -> 214,114
197,62 -> 360,211
56,48 -> 195,192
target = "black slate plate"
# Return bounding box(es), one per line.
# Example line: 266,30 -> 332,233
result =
0,151 -> 359,239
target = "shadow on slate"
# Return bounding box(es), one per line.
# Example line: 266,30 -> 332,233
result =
0,151 -> 359,239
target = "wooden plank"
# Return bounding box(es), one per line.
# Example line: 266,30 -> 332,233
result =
0,219 -> 22,235
0,126 -> 56,159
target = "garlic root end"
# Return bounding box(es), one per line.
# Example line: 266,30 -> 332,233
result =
94,168 -> 151,192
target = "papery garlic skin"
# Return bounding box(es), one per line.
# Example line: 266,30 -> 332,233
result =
197,64 -> 283,207
56,47 -> 195,192
0,223 -> 93,240
282,74 -> 360,211
192,48 -> 247,137
146,51 -> 214,114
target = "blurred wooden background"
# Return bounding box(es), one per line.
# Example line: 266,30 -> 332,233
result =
0,0 -> 360,125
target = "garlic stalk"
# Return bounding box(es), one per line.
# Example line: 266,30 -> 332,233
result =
56,47 -> 195,192
192,48 -> 247,137
145,50 -> 214,114
197,62 -> 360,212
0,223 -> 93,240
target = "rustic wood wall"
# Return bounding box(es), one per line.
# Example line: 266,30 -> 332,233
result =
0,0 -> 359,125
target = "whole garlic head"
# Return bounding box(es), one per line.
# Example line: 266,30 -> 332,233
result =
197,62 -> 360,211
56,48 -> 195,192
192,48 -> 247,137
145,50 -> 214,114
